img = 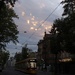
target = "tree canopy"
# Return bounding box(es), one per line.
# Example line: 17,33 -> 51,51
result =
50,0 -> 75,54
21,45 -> 28,60
61,0 -> 75,16
0,50 -> 9,65
0,0 -> 19,50
0,0 -> 17,9
14,45 -> 34,62
14,52 -> 22,62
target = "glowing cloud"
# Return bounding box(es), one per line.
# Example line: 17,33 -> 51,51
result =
32,22 -> 38,26
48,25 -> 52,29
27,20 -> 30,24
30,27 -> 34,30
35,29 -> 37,31
41,33 -> 44,37
31,17 -> 34,20
33,16 -> 35,18
45,27 -> 48,30
22,11 -> 25,16
30,13 -> 32,16
33,23 -> 36,26
42,24 -> 44,26
40,3 -> 45,8
38,28 -> 41,30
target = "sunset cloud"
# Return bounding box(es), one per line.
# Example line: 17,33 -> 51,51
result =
7,0 -> 63,56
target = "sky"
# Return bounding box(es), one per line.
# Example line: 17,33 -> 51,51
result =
6,0 -> 63,57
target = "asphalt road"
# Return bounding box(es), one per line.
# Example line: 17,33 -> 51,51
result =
0,67 -> 28,75
0,66 -> 52,75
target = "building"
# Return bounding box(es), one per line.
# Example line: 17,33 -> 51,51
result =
37,31 -> 55,68
37,31 -> 75,73
28,51 -> 38,58
57,51 -> 75,74
37,40 -> 43,66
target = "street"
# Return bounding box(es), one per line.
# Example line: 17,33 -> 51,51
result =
0,66 -> 52,75
0,67 -> 28,75
0,66 -> 74,75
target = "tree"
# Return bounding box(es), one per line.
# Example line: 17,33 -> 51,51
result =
50,18 -> 64,54
0,50 -> 9,66
14,45 -> 29,62
50,15 -> 75,75
61,0 -> 75,16
50,0 -> 75,54
2,51 -> 9,65
50,22 -> 62,75
21,45 -> 28,60
0,0 -> 17,10
50,0 -> 75,74
0,1 -> 19,50
51,13 -> 75,54
14,52 -> 22,62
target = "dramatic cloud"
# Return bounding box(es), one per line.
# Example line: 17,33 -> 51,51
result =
7,0 -> 63,56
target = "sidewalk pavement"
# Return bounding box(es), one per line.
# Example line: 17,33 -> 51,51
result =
37,69 -> 75,75
37,69 -> 54,75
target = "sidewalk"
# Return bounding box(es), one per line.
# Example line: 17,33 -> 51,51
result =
37,69 -> 75,75
37,69 -> 53,75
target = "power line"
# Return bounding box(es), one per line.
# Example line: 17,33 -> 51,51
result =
17,1 -> 62,46
27,44 -> 37,45
23,2 -> 61,45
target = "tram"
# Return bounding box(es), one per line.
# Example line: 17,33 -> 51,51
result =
15,58 -> 37,74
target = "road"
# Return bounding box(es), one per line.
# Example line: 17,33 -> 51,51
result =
0,67 -> 28,75
0,66 -> 52,75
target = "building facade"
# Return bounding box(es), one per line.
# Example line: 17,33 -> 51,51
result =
37,31 -> 55,68
37,31 -> 75,73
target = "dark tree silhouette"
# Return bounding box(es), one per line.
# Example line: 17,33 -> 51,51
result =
50,1 -> 75,74
14,52 -> 22,62
21,45 -> 28,60
0,0 -> 17,9
0,1 -> 19,50
61,0 -> 75,16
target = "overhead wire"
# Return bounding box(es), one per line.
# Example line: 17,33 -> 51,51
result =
8,1 -> 62,56
22,2 -> 61,45
16,0 -> 62,46
6,1 -> 62,56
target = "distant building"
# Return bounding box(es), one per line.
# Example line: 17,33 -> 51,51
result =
37,31 -> 55,67
5,60 -> 11,67
37,31 -> 75,73
57,51 -> 75,74
11,58 -> 16,67
4,57 -> 15,69
28,51 -> 38,58
37,40 -> 43,66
